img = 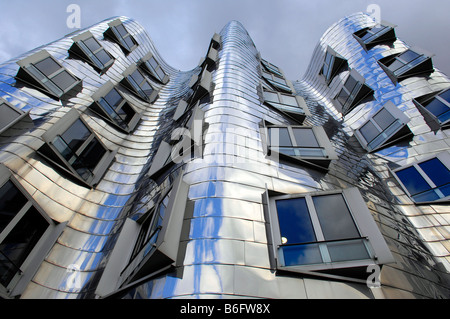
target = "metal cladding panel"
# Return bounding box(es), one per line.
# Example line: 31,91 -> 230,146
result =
0,13 -> 448,299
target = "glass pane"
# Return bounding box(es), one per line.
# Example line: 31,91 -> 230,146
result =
344,75 -> 358,92
33,57 -> 61,77
131,70 -> 145,86
0,103 -> 21,130
140,81 -> 154,97
281,244 -> 322,266
61,119 -> 91,152
280,94 -> 297,106
149,57 -> 158,70
439,89 -> 450,102
425,98 -> 450,118
275,198 -> 316,245
359,121 -> 379,143
83,37 -> 101,52
268,127 -> 292,147
419,158 -> 450,188
312,194 -> 360,241
0,181 -> 28,234
124,36 -> 135,50
95,49 -> 112,66
292,128 -> 320,148
388,59 -> 405,72
0,206 -> 49,286
263,91 -> 279,103
77,137 -> 106,173
398,50 -> 420,63
373,108 -> 396,130
51,71 -> 77,91
115,24 -> 128,37
116,102 -> 135,123
327,239 -> 370,262
104,89 -> 123,109
396,166 -> 431,196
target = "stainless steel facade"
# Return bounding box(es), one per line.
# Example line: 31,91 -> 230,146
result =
0,13 -> 449,299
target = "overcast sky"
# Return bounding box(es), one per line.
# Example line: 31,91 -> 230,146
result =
0,0 -> 449,80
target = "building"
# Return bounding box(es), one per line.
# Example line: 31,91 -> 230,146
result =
0,12 -> 449,299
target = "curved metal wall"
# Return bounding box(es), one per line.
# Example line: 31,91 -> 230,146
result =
0,13 -> 448,299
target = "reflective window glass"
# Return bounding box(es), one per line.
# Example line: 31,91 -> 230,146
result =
52,71 -> 77,91
0,103 -> 22,130
360,121 -> 379,143
269,127 -> 292,147
398,50 -> 420,63
292,128 -> 320,148
83,37 -> 101,52
396,166 -> 431,196
104,89 -> 123,109
34,57 -> 61,77
60,119 -> 91,152
0,181 -> 28,234
280,94 -> 297,106
276,198 -> 316,244
95,49 -> 112,65
373,108 -> 396,130
419,158 -> 450,188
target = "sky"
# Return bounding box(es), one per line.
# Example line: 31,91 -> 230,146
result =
0,0 -> 449,80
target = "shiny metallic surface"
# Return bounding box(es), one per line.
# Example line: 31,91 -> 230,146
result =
0,13 -> 449,299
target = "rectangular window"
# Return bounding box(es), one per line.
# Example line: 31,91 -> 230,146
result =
71,32 -> 114,72
140,53 -> 169,84
104,19 -> 138,54
413,88 -> 450,129
335,69 -> 374,115
393,152 -> 450,203
353,23 -> 397,51
354,101 -> 411,152
378,48 -> 434,84
0,100 -> 31,134
264,188 -> 394,278
39,109 -> 116,187
321,46 -> 348,84
123,68 -> 157,102
260,59 -> 292,93
263,124 -> 337,170
17,51 -> 81,100
262,89 -> 310,123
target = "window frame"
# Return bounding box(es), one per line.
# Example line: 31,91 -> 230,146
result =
261,122 -> 337,170
377,47 -> 434,85
0,164 -> 66,298
334,69 -> 374,115
121,64 -> 159,103
38,108 -> 117,188
320,46 -> 348,84
413,87 -> 450,130
353,21 -> 397,51
91,81 -> 142,133
16,50 -> 81,100
264,187 -> 394,280
138,52 -> 169,84
391,152 -> 450,204
260,59 -> 293,93
104,19 -> 138,54
70,31 -> 115,73
262,88 -> 311,124
0,98 -> 32,135
354,101 -> 411,152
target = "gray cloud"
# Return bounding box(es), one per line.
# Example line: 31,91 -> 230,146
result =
0,0 -> 448,80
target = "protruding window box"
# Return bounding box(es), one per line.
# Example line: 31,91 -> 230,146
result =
188,68 -> 212,104
262,88 -> 311,124
91,81 -> 142,133
69,31 -> 115,74
16,50 -> 82,100
260,59 -> 293,94
392,152 -> 450,204
138,52 -> 169,85
199,33 -> 221,70
37,109 -> 117,188
0,164 -> 66,298
377,47 -> 434,85
0,99 -> 32,135
261,123 -> 338,171
320,46 -> 348,84
334,69 -> 374,115
263,187 -> 394,281
354,101 -> 412,152
353,21 -> 397,51
103,19 -> 138,54
121,65 -> 159,103
413,87 -> 450,131
96,170 -> 190,296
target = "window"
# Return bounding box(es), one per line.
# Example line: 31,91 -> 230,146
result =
353,22 -> 397,51
69,31 -> 114,73
139,52 -> 169,84
263,88 -> 311,124
16,50 -> 81,100
261,123 -> 337,170
0,164 -> 65,297
263,187 -> 394,279
0,99 -> 32,135
334,69 -> 374,115
187,68 -> 212,105
96,170 -> 190,294
104,19 -> 138,54
413,88 -> 450,130
121,65 -> 158,103
38,109 -> 117,188
201,33 -> 221,71
393,152 -> 450,204
378,48 -> 434,85
320,46 -> 348,84
91,81 -> 141,132
354,101 -> 412,152
261,59 -> 292,93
